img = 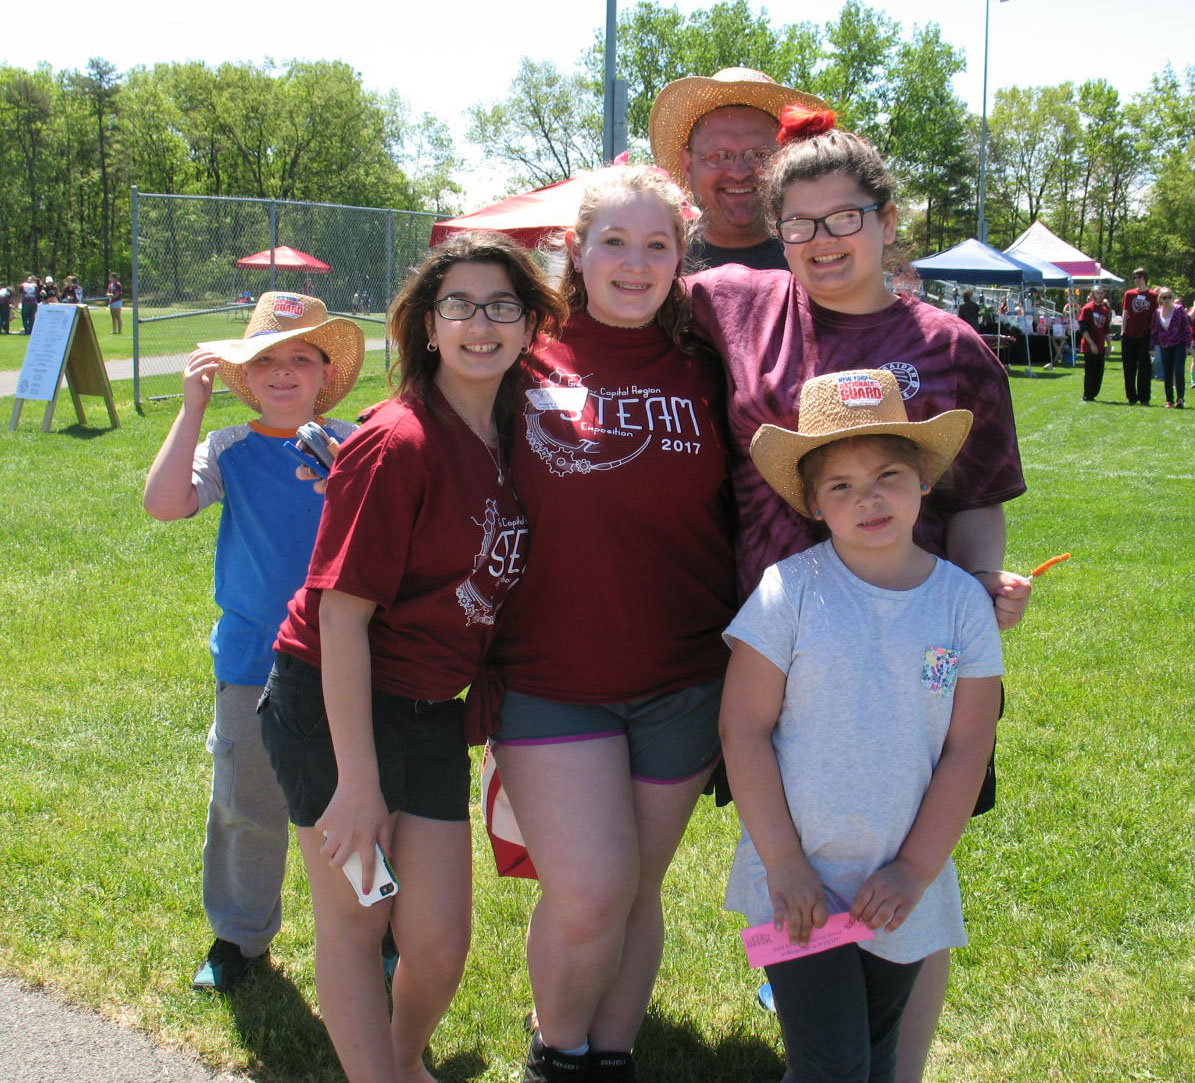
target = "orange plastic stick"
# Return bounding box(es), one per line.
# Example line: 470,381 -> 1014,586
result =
1030,553 -> 1071,577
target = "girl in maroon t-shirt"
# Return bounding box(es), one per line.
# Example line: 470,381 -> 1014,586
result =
261,234 -> 566,1083
491,166 -> 737,1082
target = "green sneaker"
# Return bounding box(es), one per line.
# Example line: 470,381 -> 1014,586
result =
192,938 -> 264,993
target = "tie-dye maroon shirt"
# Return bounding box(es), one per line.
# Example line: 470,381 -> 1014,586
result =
688,266 -> 1026,599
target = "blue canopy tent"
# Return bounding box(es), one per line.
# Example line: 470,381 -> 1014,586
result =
913,239 -> 1047,371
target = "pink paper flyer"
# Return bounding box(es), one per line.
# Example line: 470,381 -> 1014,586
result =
740,912 -> 875,968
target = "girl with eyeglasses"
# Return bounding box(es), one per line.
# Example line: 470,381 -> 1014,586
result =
688,109 -> 1030,1082
260,232 -> 566,1083
1149,288 -> 1191,408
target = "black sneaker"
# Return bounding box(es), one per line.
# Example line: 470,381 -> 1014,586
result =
589,1050 -> 636,1082
191,938 -> 264,993
524,1031 -> 588,1082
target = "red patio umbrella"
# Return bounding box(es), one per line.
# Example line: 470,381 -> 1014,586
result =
235,245 -> 331,273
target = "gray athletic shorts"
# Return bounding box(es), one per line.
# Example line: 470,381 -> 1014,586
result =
495,679 -> 723,783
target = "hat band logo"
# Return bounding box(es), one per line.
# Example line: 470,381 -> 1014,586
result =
835,374 -> 884,406
272,296 -> 306,319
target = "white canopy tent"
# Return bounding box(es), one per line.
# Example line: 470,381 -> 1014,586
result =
1005,222 -> 1124,285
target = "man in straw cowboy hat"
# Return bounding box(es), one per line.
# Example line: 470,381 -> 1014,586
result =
144,292 -> 366,992
720,369 -> 1002,1083
649,67 -> 827,270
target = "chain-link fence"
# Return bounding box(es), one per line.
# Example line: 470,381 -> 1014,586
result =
130,189 -> 443,405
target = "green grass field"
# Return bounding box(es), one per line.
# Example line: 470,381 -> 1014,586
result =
1,362 -> 1192,1082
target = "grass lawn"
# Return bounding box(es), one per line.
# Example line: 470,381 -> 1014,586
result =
1,361 -> 1192,1082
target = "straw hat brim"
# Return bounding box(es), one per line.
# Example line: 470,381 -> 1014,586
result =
649,75 -> 829,185
201,319 -> 365,415
750,411 -> 975,519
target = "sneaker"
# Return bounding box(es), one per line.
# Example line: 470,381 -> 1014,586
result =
381,927 -> 399,982
589,1050 -> 636,1082
1177,401 -> 1185,409
1081,397 -> 1096,404
523,1031 -> 588,1083
192,938 -> 264,993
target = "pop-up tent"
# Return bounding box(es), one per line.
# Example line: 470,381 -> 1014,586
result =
235,245 -> 331,273
912,237 -> 1045,286
428,177 -> 589,249
1005,222 -> 1122,284
913,239 -> 1048,371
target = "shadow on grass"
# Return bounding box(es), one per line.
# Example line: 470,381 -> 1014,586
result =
226,961 -> 340,1082
58,422 -> 118,440
430,1046 -> 488,1082
634,1008 -> 784,1083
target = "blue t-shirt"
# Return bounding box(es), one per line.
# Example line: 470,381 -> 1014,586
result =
192,417 -> 356,685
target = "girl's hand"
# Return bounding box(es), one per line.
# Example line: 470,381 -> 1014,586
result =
314,780 -> 389,894
181,350 -> 220,412
767,859 -> 828,946
850,857 -> 930,933
295,435 -> 341,494
972,570 -> 1032,631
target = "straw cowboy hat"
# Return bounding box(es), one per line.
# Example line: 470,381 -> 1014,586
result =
648,67 -> 829,185
200,292 -> 364,415
750,369 -> 974,518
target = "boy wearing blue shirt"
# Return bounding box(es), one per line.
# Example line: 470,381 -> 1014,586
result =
144,293 -> 363,991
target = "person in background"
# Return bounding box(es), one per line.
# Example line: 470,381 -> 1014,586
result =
1150,287 -> 1191,409
42,276 -> 60,303
19,274 -> 40,333
649,67 -> 827,271
143,293 -> 364,993
956,290 -> 980,330
60,275 -> 83,304
1120,268 -> 1157,405
107,271 -> 123,333
1079,287 -> 1112,403
0,283 -> 12,333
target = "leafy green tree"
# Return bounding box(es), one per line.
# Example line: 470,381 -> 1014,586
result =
467,58 -> 603,190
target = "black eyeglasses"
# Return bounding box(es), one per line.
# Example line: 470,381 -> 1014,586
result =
778,204 -> 881,245
433,297 -> 526,323
687,147 -> 776,171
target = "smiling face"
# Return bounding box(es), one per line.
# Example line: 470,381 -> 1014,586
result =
681,106 -> 779,248
568,189 -> 681,328
805,436 -> 927,561
241,338 -> 331,427
780,171 -> 897,314
424,261 -> 531,398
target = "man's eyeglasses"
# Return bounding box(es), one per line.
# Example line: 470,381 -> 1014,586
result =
688,147 -> 775,171
433,297 -> 526,323
778,205 -> 880,245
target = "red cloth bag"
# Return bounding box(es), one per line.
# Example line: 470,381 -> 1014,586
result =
480,741 -> 538,879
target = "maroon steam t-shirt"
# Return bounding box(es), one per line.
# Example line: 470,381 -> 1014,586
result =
276,391 -> 527,701
1120,287 -> 1158,340
1078,300 -> 1111,355
688,266 -> 1026,598
490,311 -> 736,702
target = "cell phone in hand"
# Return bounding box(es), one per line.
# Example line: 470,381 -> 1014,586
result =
283,439 -> 330,478
341,844 -> 400,907
296,422 -> 336,469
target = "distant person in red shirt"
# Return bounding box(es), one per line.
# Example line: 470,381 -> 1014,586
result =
1120,267 -> 1158,405
1079,287 -> 1112,402
106,271 -> 124,334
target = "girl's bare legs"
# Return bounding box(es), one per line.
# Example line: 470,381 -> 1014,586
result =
587,772 -> 710,1051
388,812 -> 472,1083
298,823 -> 398,1083
496,738 -> 709,1053
298,814 -> 470,1083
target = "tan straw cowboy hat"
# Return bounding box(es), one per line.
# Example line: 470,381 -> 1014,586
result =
750,369 -> 974,518
200,292 -> 364,415
648,67 -> 828,184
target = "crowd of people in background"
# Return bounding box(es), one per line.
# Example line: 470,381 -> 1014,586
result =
0,272 -> 105,334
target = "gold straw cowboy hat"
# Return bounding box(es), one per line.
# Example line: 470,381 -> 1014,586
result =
199,292 -> 364,414
750,369 -> 974,518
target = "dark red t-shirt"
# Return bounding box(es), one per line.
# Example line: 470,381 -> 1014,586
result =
1078,300 -> 1111,354
688,267 -> 1026,598
490,311 -> 736,702
276,391 -> 528,700
1120,287 -> 1157,339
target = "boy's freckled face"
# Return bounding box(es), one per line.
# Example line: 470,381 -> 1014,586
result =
242,338 -> 331,415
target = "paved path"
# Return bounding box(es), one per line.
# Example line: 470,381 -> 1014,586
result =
0,975 -> 248,1082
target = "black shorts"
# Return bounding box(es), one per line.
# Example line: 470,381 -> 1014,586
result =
258,652 -> 469,827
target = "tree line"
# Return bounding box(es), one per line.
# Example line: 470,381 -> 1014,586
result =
0,57 -> 460,294
3,1 -> 1193,298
